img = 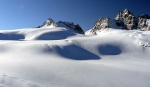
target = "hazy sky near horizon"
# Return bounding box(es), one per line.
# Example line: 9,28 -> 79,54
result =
0,0 -> 150,31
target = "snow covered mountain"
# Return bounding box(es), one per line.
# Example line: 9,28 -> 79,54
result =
87,8 -> 150,34
38,18 -> 84,34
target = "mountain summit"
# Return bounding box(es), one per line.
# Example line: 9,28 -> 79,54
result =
38,18 -> 84,34
115,8 -> 137,30
39,18 -> 58,28
88,8 -> 150,34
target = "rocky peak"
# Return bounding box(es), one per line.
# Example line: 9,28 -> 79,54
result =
92,18 -> 109,31
43,18 -> 58,27
37,18 -> 58,28
115,8 -> 137,30
123,8 -> 131,14
138,14 -> 150,30
37,18 -> 85,34
115,11 -> 123,20
90,17 -> 117,34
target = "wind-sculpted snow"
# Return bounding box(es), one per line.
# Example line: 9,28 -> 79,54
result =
0,27 -> 79,40
0,27 -> 150,87
33,30 -> 76,40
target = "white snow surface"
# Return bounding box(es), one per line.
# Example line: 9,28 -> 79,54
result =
0,27 -> 150,87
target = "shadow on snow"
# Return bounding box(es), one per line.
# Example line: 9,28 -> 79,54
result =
44,44 -> 100,60
98,44 -> 122,55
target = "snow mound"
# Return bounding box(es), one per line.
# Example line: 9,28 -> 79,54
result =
24,28 -> 77,40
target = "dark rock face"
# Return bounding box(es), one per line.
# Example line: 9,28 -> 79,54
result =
90,8 -> 150,34
57,21 -> 85,34
75,24 -> 85,34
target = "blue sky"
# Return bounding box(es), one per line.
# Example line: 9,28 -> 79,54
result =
0,0 -> 150,31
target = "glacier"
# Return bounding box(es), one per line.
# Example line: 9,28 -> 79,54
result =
0,25 -> 150,87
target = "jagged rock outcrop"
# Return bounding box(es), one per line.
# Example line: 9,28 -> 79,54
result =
91,17 -> 116,33
87,8 -> 150,34
146,19 -> 150,30
38,18 -> 84,34
115,11 -> 126,29
57,21 -> 84,34
115,8 -> 137,30
93,18 -> 109,30
138,14 -> 150,30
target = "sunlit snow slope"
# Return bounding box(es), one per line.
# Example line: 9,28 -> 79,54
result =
0,27 -> 150,87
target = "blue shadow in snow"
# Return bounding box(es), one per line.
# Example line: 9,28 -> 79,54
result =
45,44 -> 100,60
98,44 -> 121,55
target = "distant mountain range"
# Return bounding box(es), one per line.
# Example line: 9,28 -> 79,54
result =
37,8 -> 150,35
88,8 -> 150,34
